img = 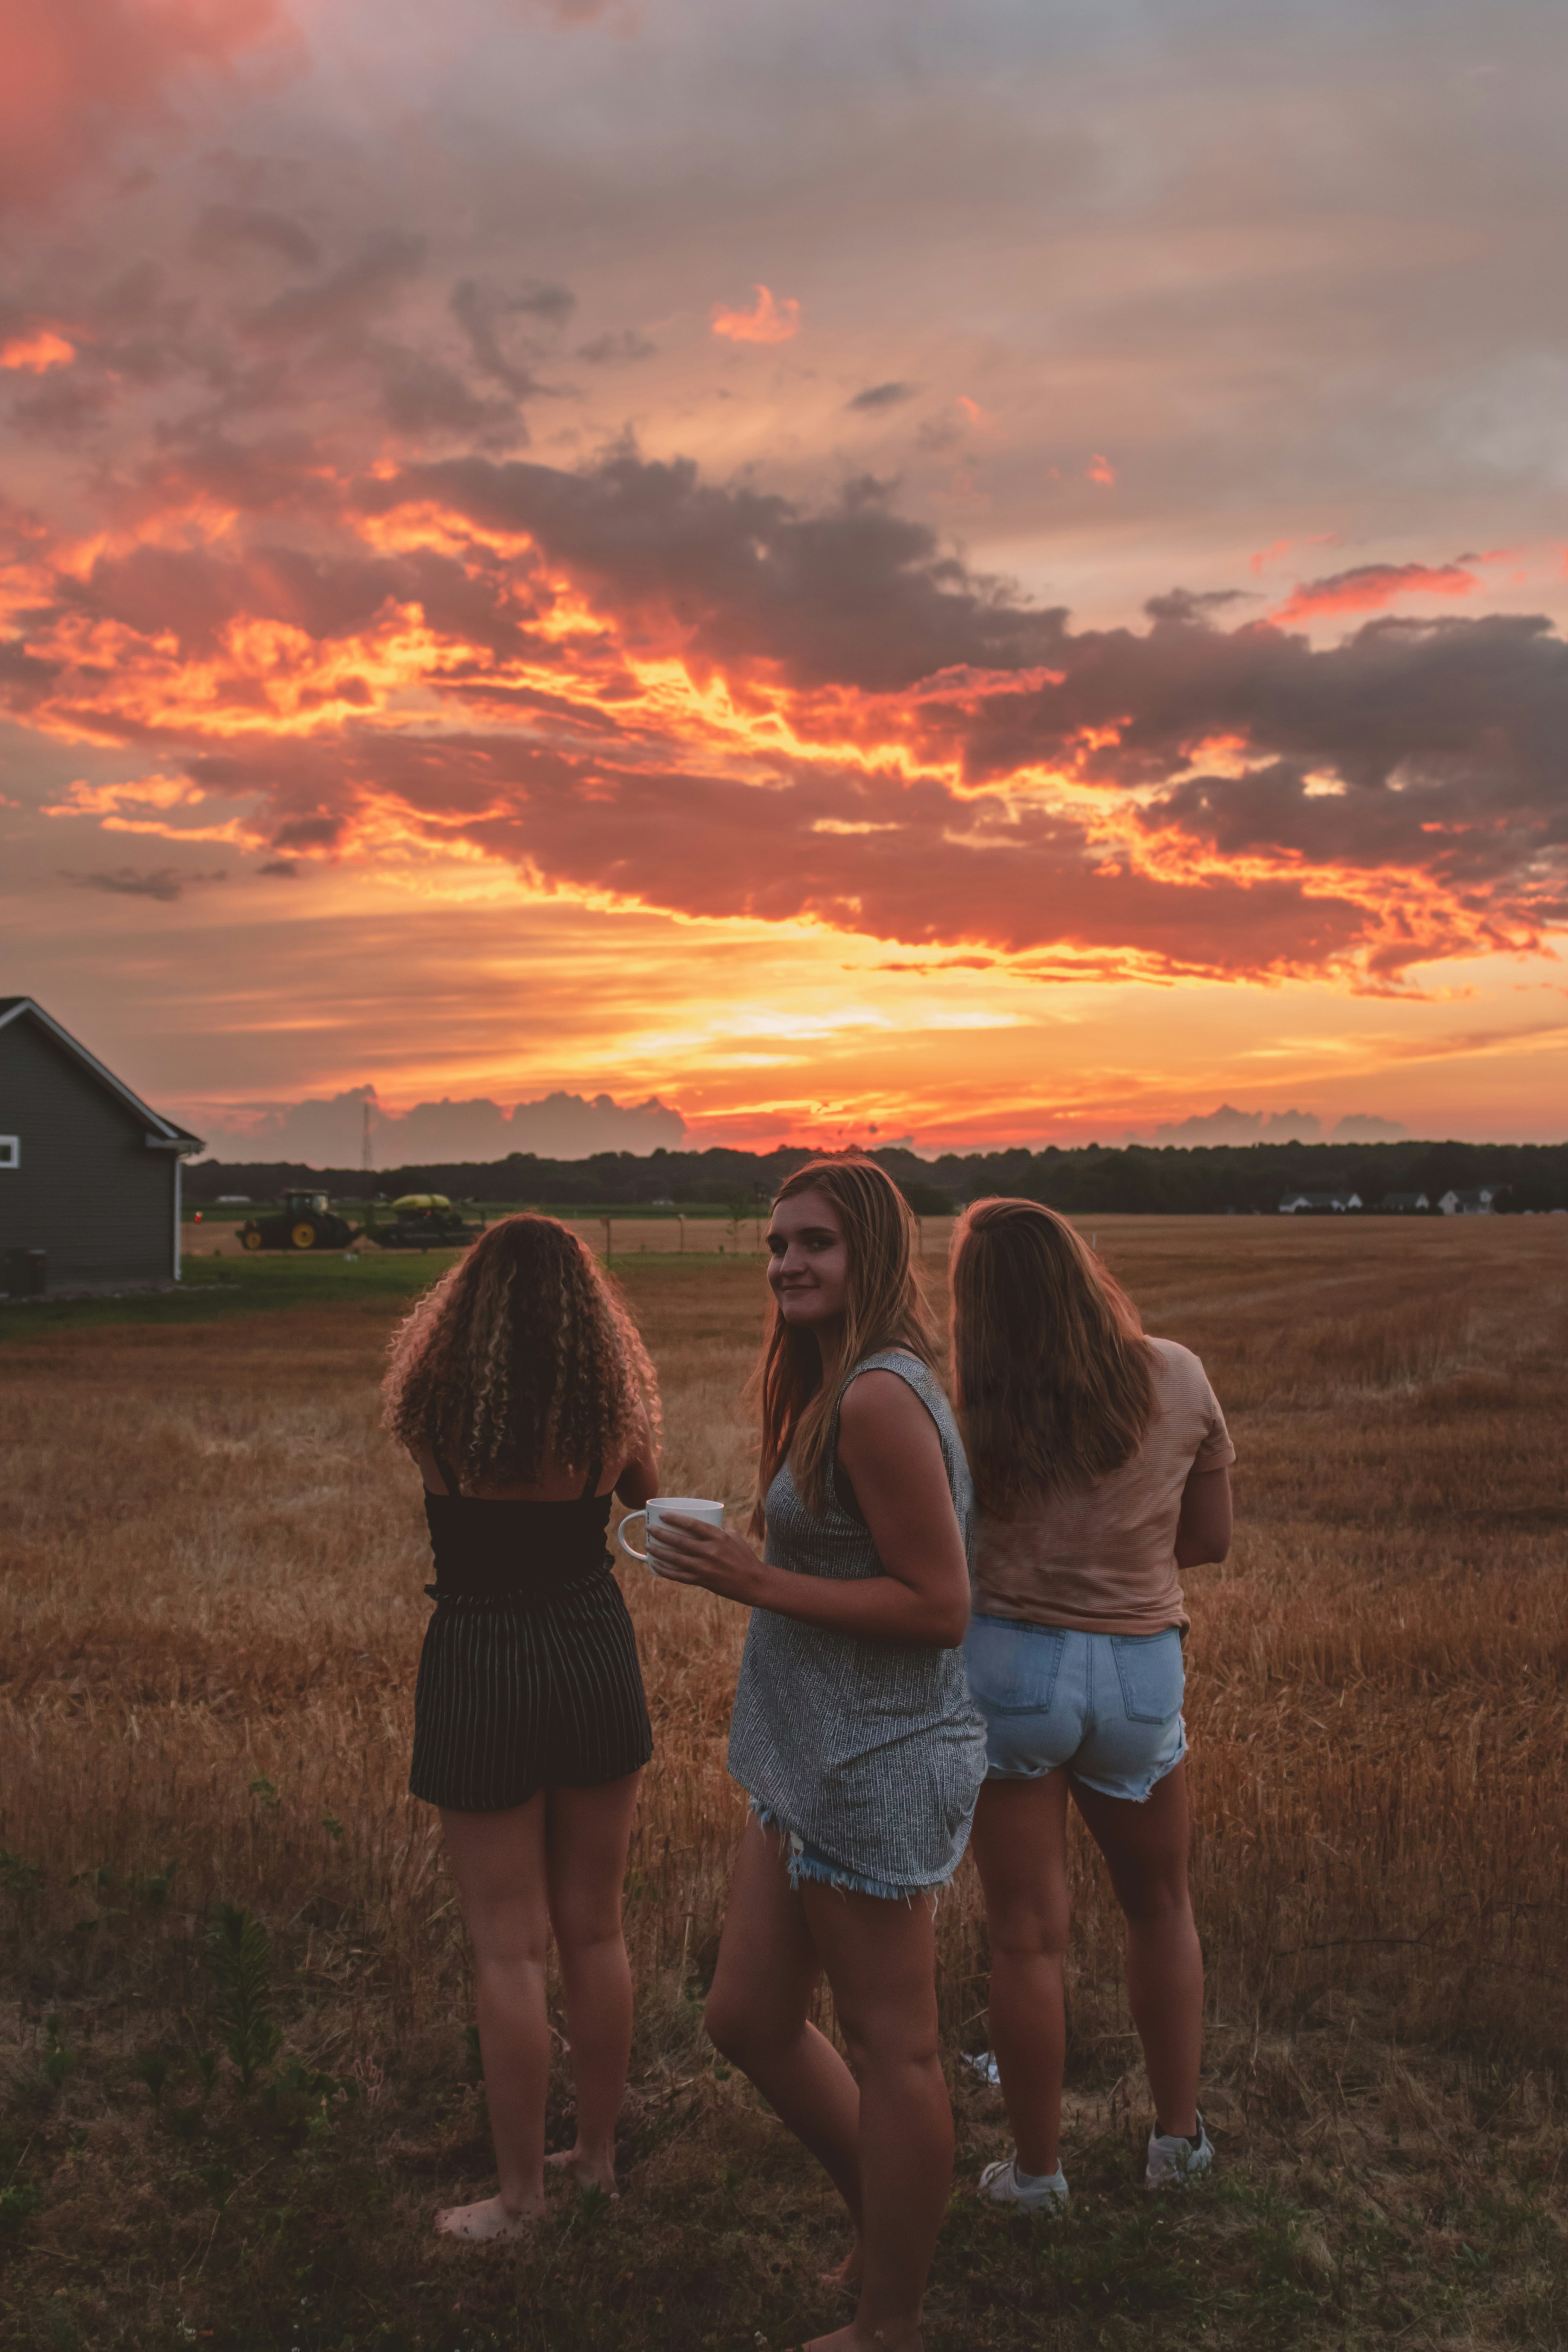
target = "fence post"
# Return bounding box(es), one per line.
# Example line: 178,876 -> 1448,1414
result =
602,1215 -> 612,1261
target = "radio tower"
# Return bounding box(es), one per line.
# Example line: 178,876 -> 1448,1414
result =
361,1096 -> 374,1176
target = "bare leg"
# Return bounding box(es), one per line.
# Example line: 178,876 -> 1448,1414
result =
437,1798 -> 550,2238
1073,1764 -> 1203,2138
795,1880 -> 948,2352
705,1818 -> 864,2256
544,1771 -> 642,2193
969,1773 -> 1071,2178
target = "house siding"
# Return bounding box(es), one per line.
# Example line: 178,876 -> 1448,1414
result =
0,1018 -> 177,1289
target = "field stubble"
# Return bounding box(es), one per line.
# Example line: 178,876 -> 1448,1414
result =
1,1218 -> 1565,2350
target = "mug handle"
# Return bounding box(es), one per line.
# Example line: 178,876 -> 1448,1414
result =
617,1510 -> 649,1563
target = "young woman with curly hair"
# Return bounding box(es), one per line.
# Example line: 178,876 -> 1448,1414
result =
649,1159 -> 985,2352
383,1214 -> 661,2240
949,1200 -> 1234,2213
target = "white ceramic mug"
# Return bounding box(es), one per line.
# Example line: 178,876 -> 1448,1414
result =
617,1496 -> 724,1572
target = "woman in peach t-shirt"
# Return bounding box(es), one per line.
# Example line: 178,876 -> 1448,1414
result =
950,1200 -> 1234,2213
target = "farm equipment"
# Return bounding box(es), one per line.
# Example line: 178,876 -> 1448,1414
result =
237,1191 -> 361,1252
365,1194 -> 484,1251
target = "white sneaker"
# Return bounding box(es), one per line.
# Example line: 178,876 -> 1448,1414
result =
1144,2114 -> 1214,2188
978,2153 -> 1070,2212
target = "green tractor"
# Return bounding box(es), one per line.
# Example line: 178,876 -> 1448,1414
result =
365,1194 -> 485,1252
238,1191 -> 362,1253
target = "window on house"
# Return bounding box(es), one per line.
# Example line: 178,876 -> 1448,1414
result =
0,1137 -> 18,1169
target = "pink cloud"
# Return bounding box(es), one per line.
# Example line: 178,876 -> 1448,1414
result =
1274,561 -> 1478,624
0,0 -> 295,216
1086,453 -> 1115,487
710,285 -> 800,344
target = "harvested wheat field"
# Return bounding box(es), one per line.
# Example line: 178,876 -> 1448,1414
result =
2,1217 -> 1565,2352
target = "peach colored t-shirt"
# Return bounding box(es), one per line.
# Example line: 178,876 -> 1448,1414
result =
972,1338 -> 1234,1638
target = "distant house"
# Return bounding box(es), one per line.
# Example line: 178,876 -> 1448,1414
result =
0,998 -> 204,1297
1439,1187 -> 1501,1216
1379,1191 -> 1430,1213
1279,1190 -> 1363,1214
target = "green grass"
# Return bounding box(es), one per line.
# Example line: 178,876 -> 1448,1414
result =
184,1202 -> 751,1224
0,1249 -> 760,1343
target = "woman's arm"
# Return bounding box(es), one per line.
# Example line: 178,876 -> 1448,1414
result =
1174,1463 -> 1232,1569
614,1404 -> 660,1509
648,1370 -> 971,1648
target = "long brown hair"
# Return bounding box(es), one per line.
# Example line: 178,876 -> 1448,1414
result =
382,1214 -> 660,1489
949,1198 -> 1155,1515
750,1156 -> 937,1532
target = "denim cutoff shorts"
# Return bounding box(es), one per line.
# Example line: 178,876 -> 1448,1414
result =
964,1617 -> 1187,1802
749,1800 -> 938,1906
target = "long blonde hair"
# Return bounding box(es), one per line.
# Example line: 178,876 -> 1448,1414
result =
949,1198 -> 1154,1516
750,1157 -> 937,1532
382,1213 -> 660,1489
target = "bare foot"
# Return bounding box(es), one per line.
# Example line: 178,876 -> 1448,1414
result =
546,2145 -> 619,2197
434,2193 -> 545,2241
817,2238 -> 862,2296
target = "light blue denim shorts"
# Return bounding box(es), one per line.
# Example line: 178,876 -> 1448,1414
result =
964,1616 -> 1187,1802
749,1801 -> 939,1906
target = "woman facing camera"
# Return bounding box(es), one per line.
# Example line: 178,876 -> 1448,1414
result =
383,1215 -> 661,2240
951,1201 -> 1233,2210
649,1159 -> 985,2352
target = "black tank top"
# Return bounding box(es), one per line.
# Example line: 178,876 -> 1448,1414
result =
423,1447 -> 613,1602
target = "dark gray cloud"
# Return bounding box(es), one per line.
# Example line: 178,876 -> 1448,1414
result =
513,281 -> 577,327
846,381 -> 915,412
247,231 -> 427,343
1143,588 -> 1252,623
577,328 -> 657,365
65,865 -> 226,902
374,344 -> 525,446
191,205 -> 319,272
448,279 -> 572,401
365,450 -> 1065,691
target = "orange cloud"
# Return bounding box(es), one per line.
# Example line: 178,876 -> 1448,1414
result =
1086,453 -> 1115,487
710,285 -> 800,344
1274,561 -> 1478,624
7,439 -> 1566,1007
0,329 -> 75,373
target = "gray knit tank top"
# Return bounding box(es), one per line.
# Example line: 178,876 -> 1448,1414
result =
727,1348 -> 987,1890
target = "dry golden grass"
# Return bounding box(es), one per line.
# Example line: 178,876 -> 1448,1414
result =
1,1217 -> 1565,2351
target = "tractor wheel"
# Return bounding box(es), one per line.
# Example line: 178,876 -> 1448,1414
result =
243,1229 -> 263,1251
291,1221 -> 318,1250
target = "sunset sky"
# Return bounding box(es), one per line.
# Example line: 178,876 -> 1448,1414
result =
3,0 -> 1565,1157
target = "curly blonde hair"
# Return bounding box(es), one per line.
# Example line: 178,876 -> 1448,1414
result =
382,1214 -> 661,1489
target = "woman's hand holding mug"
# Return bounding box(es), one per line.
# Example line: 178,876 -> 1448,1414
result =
617,1497 -> 724,1573
633,1504 -> 772,1606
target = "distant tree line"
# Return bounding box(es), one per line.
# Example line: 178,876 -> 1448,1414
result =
186,1136 -> 1568,1215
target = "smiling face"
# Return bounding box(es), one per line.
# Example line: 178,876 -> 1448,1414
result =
765,1186 -> 851,1338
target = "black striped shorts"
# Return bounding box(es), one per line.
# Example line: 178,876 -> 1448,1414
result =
410,1568 -> 653,1813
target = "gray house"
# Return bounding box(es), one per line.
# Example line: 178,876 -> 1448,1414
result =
0,999 -> 204,1297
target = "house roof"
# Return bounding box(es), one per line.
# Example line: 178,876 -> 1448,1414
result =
0,998 -> 205,1151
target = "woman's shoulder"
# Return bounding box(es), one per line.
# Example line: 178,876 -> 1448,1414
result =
841,1350 -> 950,1419
1145,1336 -> 1222,1410
846,1345 -> 941,1387
1147,1334 -> 1203,1379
